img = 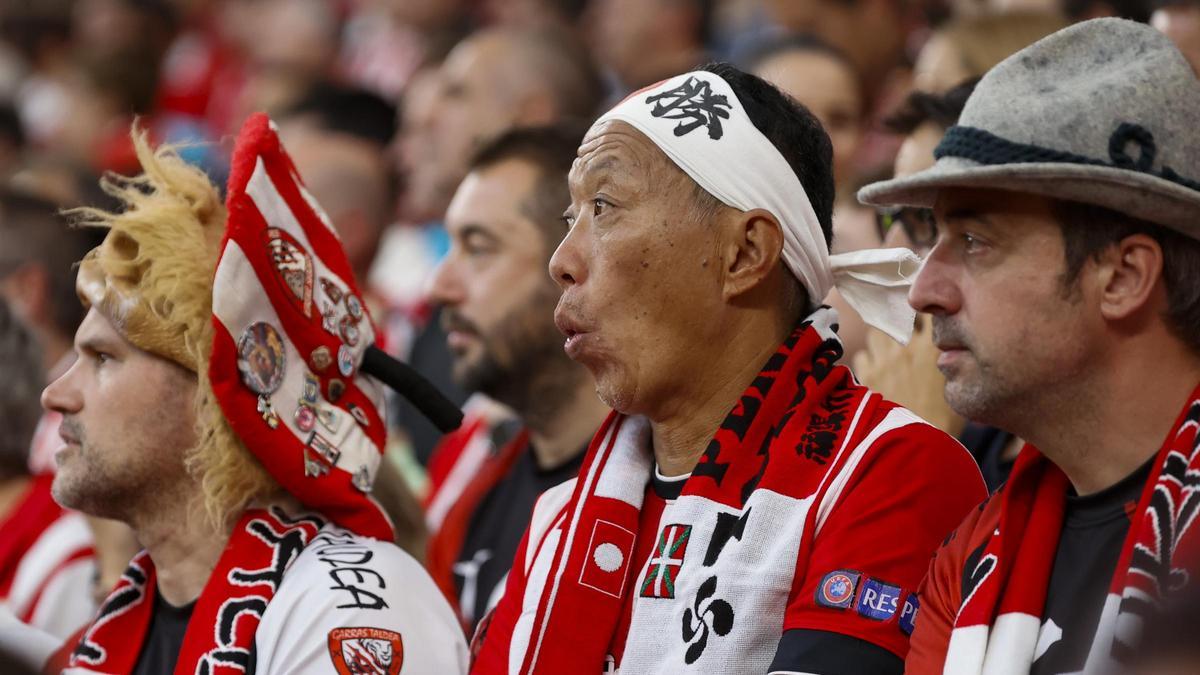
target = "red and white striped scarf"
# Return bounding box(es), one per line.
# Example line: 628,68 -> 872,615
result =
484,309 -> 912,673
944,384 -> 1200,673
52,507 -> 323,675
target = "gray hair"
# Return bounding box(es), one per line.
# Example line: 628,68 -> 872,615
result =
0,299 -> 43,476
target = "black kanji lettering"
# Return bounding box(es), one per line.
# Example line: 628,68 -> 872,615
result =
646,77 -> 733,140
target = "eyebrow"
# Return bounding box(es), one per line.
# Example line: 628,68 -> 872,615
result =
76,336 -> 117,355
941,208 -> 998,229
456,223 -> 501,243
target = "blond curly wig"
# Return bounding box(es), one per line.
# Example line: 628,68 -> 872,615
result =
72,127 -> 281,529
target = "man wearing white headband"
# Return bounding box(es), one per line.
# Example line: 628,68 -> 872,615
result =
470,64 -> 986,674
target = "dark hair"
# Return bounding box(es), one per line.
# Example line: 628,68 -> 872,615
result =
1054,200 -> 1200,354
700,62 -> 835,247
283,82 -> 398,146
468,124 -> 587,254
0,299 -> 42,478
0,188 -> 106,338
1063,0 -> 1151,22
883,77 -> 980,135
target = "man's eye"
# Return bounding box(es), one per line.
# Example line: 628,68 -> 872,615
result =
464,241 -> 492,256
592,198 -> 609,217
962,233 -> 984,253
95,352 -> 111,365
562,211 -> 576,228
461,231 -> 498,256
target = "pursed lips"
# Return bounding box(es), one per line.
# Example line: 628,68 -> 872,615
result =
553,306 -> 592,358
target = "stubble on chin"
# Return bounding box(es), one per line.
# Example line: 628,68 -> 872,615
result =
51,445 -> 119,517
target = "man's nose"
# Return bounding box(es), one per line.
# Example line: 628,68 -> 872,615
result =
549,226 -> 586,291
908,250 -> 962,317
427,256 -> 464,308
41,358 -> 83,415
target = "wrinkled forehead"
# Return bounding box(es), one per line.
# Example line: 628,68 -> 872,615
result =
569,119 -> 687,192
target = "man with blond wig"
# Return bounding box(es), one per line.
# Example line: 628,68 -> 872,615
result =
40,116 -> 467,674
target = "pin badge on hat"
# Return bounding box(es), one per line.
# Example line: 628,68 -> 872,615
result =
310,346 -> 332,372
339,316 -> 360,347
345,294 -> 363,320
337,345 -> 355,377
294,404 -> 316,432
304,431 -> 341,477
266,228 -> 314,318
347,403 -> 370,428
301,372 -> 319,405
236,322 -> 286,428
320,303 -> 339,336
321,277 -> 343,304
352,465 -> 372,493
327,378 -> 345,402
316,406 -> 340,433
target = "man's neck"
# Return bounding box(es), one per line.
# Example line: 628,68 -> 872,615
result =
526,381 -> 610,471
1022,341 -> 1200,496
129,494 -> 228,607
650,313 -> 794,477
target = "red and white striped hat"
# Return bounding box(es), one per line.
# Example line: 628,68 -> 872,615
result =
210,114 -> 456,541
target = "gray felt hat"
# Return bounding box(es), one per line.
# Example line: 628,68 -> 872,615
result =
858,18 -> 1200,238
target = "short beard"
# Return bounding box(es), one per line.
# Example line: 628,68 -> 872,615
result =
52,415 -> 192,524
942,368 -> 1021,427
455,283 -> 584,421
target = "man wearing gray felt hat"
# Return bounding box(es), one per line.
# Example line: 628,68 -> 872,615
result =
864,17 -> 1200,675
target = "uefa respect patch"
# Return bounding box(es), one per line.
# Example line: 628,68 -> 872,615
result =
898,593 -> 920,635
815,570 -> 860,609
855,577 -> 902,621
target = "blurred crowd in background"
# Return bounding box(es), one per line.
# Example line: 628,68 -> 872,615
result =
2,0 -> 1200,663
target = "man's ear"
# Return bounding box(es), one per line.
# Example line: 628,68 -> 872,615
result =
1095,233 -> 1164,321
721,208 -> 786,301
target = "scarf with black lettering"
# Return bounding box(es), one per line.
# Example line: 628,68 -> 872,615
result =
944,384 -> 1200,674
496,308 -> 897,673
51,506 -> 324,675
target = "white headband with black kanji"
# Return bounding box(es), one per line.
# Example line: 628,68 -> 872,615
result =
596,70 -> 921,344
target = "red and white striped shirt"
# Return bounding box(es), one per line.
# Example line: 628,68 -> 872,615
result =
0,474 -> 96,639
